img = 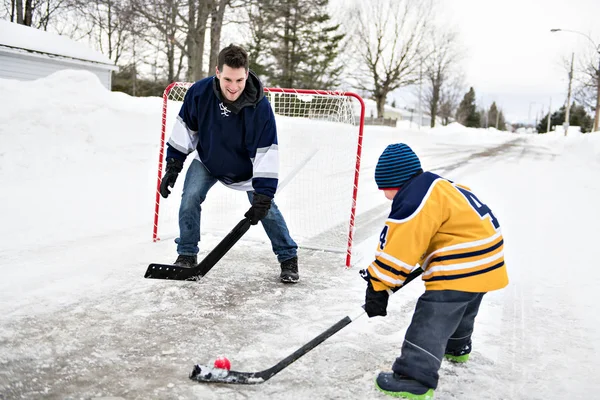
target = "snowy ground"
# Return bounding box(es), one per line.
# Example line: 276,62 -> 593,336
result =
1,71 -> 600,400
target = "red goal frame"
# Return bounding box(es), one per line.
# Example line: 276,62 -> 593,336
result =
152,82 -> 366,267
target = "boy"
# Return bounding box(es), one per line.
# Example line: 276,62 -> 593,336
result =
363,143 -> 508,399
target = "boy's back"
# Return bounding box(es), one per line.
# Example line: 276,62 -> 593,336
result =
370,171 -> 508,293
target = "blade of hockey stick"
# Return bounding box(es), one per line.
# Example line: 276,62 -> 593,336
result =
189,267 -> 424,384
144,218 -> 252,280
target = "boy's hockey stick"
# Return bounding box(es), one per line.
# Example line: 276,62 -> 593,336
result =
189,267 -> 424,384
144,218 -> 252,280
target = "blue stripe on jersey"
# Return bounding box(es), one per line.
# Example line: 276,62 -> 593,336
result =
423,261 -> 505,282
374,259 -> 410,277
429,240 -> 504,264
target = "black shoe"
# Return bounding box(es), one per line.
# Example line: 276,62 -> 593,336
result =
280,257 -> 299,283
174,255 -> 197,268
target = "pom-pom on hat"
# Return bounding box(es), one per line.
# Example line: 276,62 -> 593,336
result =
375,143 -> 422,189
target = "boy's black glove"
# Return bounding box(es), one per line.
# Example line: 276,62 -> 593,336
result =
364,282 -> 389,318
160,158 -> 184,198
245,193 -> 272,225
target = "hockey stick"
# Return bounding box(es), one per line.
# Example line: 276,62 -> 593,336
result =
145,148 -> 319,281
144,217 -> 252,280
189,267 -> 424,384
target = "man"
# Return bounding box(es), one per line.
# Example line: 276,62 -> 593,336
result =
363,143 -> 508,399
159,44 -> 299,283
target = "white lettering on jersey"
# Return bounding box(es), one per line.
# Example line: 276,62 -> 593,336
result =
219,102 -> 231,117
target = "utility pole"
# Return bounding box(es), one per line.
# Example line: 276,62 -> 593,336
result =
551,29 -> 600,132
564,52 -> 574,136
528,102 -> 539,130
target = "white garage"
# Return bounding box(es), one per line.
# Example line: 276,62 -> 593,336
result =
0,20 -> 117,89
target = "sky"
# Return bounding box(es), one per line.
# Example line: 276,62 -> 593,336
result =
4,0 -> 599,126
435,0 -> 600,124
1,70 -> 600,399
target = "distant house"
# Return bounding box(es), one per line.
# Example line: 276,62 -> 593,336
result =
0,20 -> 117,89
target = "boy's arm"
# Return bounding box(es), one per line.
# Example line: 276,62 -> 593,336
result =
366,211 -> 440,292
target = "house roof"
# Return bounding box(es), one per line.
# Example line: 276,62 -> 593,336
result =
0,20 -> 115,67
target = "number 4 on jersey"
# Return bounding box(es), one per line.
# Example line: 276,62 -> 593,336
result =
379,225 -> 389,250
457,187 -> 500,230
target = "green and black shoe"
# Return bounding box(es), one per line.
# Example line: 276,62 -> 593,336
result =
444,343 -> 471,363
375,372 -> 434,399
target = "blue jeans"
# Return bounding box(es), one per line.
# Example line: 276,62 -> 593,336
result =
392,290 -> 486,389
175,160 -> 298,262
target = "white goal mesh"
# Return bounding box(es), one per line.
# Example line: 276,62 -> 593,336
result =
153,83 -> 366,267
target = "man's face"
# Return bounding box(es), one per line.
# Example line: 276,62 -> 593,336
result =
216,64 -> 248,102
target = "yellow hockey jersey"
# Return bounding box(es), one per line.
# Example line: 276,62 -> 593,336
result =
367,172 -> 508,293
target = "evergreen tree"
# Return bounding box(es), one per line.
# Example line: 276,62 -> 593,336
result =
246,0 -> 344,89
111,65 -> 168,97
537,102 -> 594,133
246,0 -> 275,79
456,87 -> 480,128
569,103 -> 594,132
498,110 -> 507,131
488,102 -> 507,131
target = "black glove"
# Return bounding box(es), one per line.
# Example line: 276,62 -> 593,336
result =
160,158 -> 184,198
245,193 -> 272,225
364,282 -> 389,318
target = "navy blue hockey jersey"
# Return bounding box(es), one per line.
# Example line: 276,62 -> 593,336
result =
166,71 -> 279,198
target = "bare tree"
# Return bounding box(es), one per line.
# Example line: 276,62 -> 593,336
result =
573,49 -> 599,130
130,0 -> 208,81
348,0 -> 432,117
437,74 -> 464,125
129,0 -> 237,81
128,0 -> 188,81
244,0 -> 274,78
185,0 -> 210,80
68,0 -> 133,64
8,0 -> 35,25
423,30 -> 462,127
2,0 -> 71,29
13,0 -> 24,23
208,0 -> 229,71
35,0 -> 69,30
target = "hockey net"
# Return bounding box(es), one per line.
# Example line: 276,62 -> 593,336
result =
153,83 -> 365,267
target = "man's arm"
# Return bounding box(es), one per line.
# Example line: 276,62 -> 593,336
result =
166,86 -> 200,161
160,85 -> 200,198
247,99 -> 279,198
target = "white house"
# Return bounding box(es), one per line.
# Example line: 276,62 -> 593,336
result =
0,20 -> 117,89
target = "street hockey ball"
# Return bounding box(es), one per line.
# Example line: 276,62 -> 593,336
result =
214,356 -> 231,371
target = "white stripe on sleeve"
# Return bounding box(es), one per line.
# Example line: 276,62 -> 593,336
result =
167,115 -> 199,154
252,144 -> 279,179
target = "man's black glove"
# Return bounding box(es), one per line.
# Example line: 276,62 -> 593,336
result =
245,193 -> 272,225
364,282 -> 390,318
160,158 -> 184,198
